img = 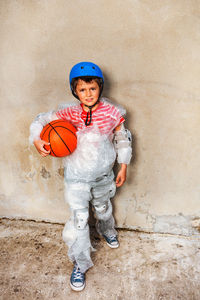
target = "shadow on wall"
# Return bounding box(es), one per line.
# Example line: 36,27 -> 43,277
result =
103,70 -> 138,188
102,71 -> 112,98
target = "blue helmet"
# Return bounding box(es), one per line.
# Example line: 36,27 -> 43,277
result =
69,62 -> 104,85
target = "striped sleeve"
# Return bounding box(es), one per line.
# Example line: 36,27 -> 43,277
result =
56,107 -> 73,122
109,105 -> 125,128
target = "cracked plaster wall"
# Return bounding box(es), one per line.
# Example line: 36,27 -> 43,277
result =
0,0 -> 200,235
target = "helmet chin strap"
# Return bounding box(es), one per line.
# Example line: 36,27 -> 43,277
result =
84,100 -> 99,126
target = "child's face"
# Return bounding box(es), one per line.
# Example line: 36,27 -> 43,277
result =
75,79 -> 100,108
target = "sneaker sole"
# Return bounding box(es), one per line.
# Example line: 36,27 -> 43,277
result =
70,281 -> 86,292
106,242 -> 119,249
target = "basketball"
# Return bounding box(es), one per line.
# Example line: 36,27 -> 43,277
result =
40,120 -> 77,157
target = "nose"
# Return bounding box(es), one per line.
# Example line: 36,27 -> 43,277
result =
86,89 -> 91,97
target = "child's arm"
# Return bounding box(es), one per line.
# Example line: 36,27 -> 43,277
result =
115,163 -> 127,187
29,111 -> 58,156
33,139 -> 51,157
114,124 -> 132,187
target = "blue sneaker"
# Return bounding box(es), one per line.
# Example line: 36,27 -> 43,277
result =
70,263 -> 86,291
103,235 -> 119,248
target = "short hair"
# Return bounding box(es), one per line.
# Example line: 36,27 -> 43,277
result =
71,76 -> 103,93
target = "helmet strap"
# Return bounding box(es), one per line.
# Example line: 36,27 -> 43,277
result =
84,100 -> 99,126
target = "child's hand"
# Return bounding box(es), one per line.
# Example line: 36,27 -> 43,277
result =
116,164 -> 127,187
34,139 -> 50,157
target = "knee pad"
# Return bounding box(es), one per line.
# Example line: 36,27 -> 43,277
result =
74,208 -> 89,230
94,202 -> 108,214
94,200 -> 112,221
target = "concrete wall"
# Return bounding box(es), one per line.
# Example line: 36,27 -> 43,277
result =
0,0 -> 200,235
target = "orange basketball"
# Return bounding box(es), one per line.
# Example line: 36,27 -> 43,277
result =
40,120 -> 77,157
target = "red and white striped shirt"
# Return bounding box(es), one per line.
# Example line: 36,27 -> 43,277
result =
56,100 -> 125,135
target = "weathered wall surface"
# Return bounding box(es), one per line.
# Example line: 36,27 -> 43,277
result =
0,0 -> 200,235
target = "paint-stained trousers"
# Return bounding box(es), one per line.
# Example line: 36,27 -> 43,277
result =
62,171 -> 117,273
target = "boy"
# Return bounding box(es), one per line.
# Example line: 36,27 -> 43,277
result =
29,62 -> 132,291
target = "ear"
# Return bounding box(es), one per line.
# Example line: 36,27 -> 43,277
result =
72,89 -> 80,100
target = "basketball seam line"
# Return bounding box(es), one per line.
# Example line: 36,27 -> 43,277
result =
41,120 -> 65,138
41,122 -> 77,139
53,125 -> 77,137
48,129 -> 57,157
48,123 -> 72,155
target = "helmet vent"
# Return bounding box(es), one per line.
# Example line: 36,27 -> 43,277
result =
81,66 -> 84,69
92,66 -> 95,69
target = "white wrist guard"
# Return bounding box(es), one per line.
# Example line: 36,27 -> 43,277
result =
114,124 -> 132,164
29,111 -> 56,145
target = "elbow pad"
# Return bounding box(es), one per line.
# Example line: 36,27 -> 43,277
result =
29,111 -> 56,145
114,124 -> 132,164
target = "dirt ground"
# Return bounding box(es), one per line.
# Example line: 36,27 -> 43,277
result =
0,218 -> 199,300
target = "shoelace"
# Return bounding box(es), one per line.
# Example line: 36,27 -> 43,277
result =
109,235 -> 117,240
73,266 -> 84,280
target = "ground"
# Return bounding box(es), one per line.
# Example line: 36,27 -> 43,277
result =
0,218 -> 199,300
